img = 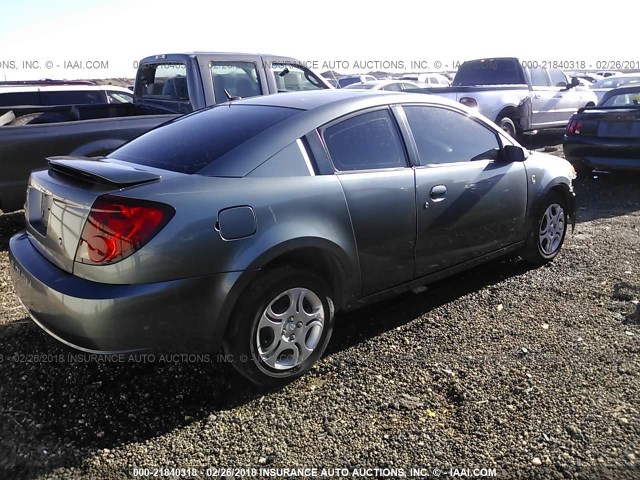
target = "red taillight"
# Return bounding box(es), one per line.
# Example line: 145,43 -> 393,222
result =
75,196 -> 174,265
459,97 -> 478,108
567,119 -> 583,135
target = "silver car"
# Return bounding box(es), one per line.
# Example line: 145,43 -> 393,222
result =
9,90 -> 576,386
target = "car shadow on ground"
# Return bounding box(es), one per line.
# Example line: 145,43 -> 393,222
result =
520,129 -> 565,151
520,130 -> 640,224
573,171 -> 640,223
0,211 -> 24,252
0,254 -> 537,477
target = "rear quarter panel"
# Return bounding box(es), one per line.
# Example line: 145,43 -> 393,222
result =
72,174 -> 361,294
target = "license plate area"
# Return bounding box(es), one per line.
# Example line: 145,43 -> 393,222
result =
597,121 -> 640,138
27,186 -> 53,237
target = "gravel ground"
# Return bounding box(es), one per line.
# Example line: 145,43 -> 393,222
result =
0,140 -> 638,480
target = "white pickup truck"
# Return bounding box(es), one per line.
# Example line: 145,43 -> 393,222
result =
407,57 -> 598,137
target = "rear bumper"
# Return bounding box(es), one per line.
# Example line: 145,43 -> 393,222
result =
563,135 -> 640,171
9,232 -> 243,353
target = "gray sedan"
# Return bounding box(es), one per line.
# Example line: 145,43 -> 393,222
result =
9,90 -> 576,386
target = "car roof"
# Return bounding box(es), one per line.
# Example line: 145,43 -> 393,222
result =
199,90 -> 472,177
140,52 -> 307,63
230,89 -> 452,110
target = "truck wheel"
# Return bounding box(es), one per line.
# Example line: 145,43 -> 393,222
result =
522,191 -> 568,265
9,112 -> 74,126
224,266 -> 334,387
497,116 -> 517,138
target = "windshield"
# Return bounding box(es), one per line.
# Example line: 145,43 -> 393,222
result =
109,104 -> 301,174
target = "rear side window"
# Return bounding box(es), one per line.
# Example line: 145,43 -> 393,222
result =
39,91 -> 106,105
529,68 -> 550,87
109,105 -> 301,174
0,90 -> 106,106
211,61 -> 263,104
454,59 -> 526,86
323,109 -> 407,171
0,92 -> 39,106
549,69 -> 567,87
271,63 -> 327,92
137,62 -> 191,112
403,105 -> 501,165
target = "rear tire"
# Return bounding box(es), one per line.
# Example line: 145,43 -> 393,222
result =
522,192 -> 568,265
224,266 -> 334,387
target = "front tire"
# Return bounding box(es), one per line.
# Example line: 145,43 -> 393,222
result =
224,266 -> 334,387
497,116 -> 518,138
522,192 -> 568,265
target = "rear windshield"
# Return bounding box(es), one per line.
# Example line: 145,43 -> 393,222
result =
109,104 -> 301,174
453,59 -> 526,86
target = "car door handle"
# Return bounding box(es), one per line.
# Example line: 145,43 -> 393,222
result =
430,185 -> 447,201
534,94 -> 542,99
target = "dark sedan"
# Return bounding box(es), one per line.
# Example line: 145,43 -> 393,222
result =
9,90 -> 576,386
564,85 -> 640,172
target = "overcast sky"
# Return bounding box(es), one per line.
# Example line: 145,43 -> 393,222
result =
0,0 -> 638,80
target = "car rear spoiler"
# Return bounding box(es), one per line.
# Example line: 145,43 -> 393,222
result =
48,156 -> 161,187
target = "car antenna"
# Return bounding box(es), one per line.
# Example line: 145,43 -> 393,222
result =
223,89 -> 241,103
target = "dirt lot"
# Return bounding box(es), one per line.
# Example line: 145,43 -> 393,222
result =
0,138 -> 638,479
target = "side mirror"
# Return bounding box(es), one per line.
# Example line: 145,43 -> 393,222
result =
565,77 -> 580,90
503,145 -> 527,162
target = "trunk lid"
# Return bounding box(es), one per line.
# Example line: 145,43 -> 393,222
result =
25,156 -> 161,273
576,107 -> 640,138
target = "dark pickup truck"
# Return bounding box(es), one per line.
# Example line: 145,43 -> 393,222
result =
0,52 -> 331,212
